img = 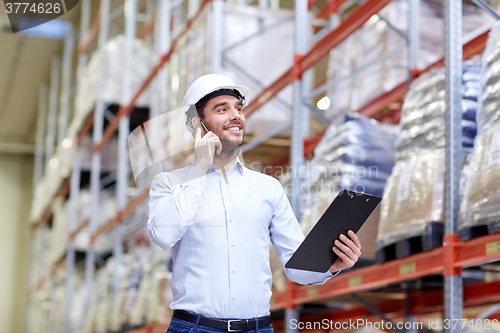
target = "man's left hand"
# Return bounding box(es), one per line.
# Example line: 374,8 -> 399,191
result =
329,230 -> 361,274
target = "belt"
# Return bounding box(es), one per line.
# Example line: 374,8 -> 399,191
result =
173,310 -> 272,332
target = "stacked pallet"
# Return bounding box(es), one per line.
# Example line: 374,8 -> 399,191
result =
300,114 -> 399,258
376,61 -> 481,262
460,21 -> 500,240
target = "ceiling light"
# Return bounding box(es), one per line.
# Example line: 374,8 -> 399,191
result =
317,96 -> 330,111
49,158 -> 59,168
62,138 -> 72,148
18,19 -> 70,40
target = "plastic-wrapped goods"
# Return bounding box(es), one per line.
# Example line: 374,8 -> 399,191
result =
477,21 -> 500,131
30,136 -> 75,224
461,125 -> 500,229
377,150 -> 445,248
126,251 -> 150,328
326,0 -> 492,121
397,64 -> 481,158
48,197 -> 69,266
298,114 -> 399,257
74,189 -> 116,254
312,114 -> 399,198
109,255 -> 135,332
47,270 -> 66,333
78,247 -> 174,332
30,37 -> 157,225
67,273 -> 87,333
460,21 -> 500,231
80,135 -> 118,172
73,36 -> 157,141
221,4 -> 294,135
88,264 -> 112,333
31,285 -> 51,333
377,61 -> 481,250
45,188 -> 117,267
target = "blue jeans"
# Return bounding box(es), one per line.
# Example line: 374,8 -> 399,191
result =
166,316 -> 274,333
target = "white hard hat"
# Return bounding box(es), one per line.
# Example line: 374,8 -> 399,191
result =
183,74 -> 249,132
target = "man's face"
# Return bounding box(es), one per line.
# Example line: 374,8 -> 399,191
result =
199,95 -> 246,148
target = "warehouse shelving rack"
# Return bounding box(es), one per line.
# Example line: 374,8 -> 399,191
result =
260,1 -> 500,332
24,0 -> 500,332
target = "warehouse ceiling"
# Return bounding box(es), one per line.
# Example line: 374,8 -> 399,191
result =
0,0 -> 132,154
0,3 -> 80,153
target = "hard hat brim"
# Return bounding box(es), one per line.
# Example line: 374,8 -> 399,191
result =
183,84 -> 249,132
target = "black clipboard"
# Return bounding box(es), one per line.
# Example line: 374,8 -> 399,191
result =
285,190 -> 381,273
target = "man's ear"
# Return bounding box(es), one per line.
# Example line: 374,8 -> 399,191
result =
191,117 -> 200,129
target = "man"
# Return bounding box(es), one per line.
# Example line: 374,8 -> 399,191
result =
148,74 -> 362,333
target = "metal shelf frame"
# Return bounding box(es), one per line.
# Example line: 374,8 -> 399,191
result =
25,0 -> 500,332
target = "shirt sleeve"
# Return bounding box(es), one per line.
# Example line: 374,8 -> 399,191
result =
269,180 -> 340,285
147,166 -> 207,250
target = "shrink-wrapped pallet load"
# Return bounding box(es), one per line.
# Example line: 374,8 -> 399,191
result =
93,264 -> 112,333
48,197 -> 69,266
294,114 -> 399,259
73,189 -> 116,254
145,248 -> 174,326
311,114 -> 398,199
460,21 -> 500,236
74,36 -> 156,135
326,0 -> 491,123
48,271 -> 66,333
66,273 -> 87,333
377,61 -> 481,256
30,36 -> 157,226
377,150 -> 446,247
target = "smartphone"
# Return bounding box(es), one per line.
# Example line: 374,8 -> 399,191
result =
200,121 -> 209,134
192,120 -> 221,156
192,120 -> 209,138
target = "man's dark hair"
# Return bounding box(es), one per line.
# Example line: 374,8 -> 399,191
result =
194,89 -> 244,120
195,104 -> 205,119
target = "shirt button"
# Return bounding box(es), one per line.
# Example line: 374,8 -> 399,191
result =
232,269 -> 235,273
229,219 -> 233,223
232,296 -> 236,300
231,243 -> 234,247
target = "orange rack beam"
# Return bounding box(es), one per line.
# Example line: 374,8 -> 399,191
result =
270,232 -> 500,311
140,17 -> 156,40
243,0 -> 393,118
269,280 -> 500,332
26,257 -> 67,296
299,28 -> 491,160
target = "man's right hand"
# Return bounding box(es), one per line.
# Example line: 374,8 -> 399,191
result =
194,127 -> 222,172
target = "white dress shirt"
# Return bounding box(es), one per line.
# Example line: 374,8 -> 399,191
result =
148,156 -> 336,319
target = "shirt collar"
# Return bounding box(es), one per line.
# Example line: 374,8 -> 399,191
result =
191,154 -> 245,175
